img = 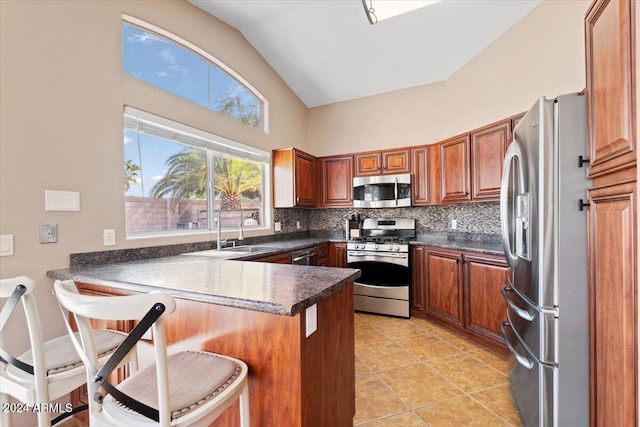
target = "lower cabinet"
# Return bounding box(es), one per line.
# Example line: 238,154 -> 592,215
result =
411,245 -> 509,352
424,248 -> 464,329
316,243 -> 329,266
462,253 -> 509,348
253,252 -> 291,264
328,242 -> 348,268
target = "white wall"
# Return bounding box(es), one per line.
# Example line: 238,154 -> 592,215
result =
308,0 -> 590,156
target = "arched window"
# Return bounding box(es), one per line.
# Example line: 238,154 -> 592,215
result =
122,16 -> 267,131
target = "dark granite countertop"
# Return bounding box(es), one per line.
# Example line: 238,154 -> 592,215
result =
410,234 -> 505,256
48,255 -> 360,317
50,232 -> 504,318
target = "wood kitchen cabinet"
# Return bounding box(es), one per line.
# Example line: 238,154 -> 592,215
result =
440,135 -> 472,203
412,245 -> 509,352
463,252 -> 510,347
272,148 -> 316,208
411,144 -> 440,205
440,121 -> 508,203
424,248 -> 464,329
410,246 -> 427,313
585,1 -> 638,425
328,242 -> 348,268
470,120 -> 510,201
354,148 -> 410,176
316,243 -> 329,267
585,0 -> 636,177
317,154 -> 353,207
588,177 -> 637,427
253,252 -> 291,264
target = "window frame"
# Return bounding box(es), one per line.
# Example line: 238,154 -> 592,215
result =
124,106 -> 272,239
122,14 -> 269,133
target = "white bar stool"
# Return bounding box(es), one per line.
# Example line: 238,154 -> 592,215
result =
0,276 -> 136,427
53,279 -> 250,427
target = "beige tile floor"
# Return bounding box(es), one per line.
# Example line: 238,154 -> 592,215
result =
60,312 -> 522,427
353,312 -> 523,427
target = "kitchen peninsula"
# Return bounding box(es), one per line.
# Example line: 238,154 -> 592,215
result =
48,254 -> 361,427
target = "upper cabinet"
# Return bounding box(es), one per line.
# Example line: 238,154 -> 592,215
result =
440,135 -> 472,203
411,144 -> 440,206
585,0 -> 636,177
317,154 -> 354,208
354,148 -> 410,176
272,148 -> 316,208
440,120 -> 510,203
470,121 -> 511,201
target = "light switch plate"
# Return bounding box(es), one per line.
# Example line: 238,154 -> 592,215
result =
45,190 -> 80,211
274,221 -> 282,232
0,234 -> 14,256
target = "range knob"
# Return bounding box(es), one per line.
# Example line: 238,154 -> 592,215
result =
395,246 -> 401,251
387,245 -> 393,251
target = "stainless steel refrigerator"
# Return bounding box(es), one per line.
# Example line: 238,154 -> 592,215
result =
499,93 -> 590,427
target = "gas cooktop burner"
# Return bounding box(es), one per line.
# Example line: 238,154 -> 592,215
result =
351,236 -> 409,244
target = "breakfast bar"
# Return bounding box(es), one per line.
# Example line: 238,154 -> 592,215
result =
48,255 -> 361,427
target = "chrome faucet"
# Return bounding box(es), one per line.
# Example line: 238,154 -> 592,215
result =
216,199 -> 235,250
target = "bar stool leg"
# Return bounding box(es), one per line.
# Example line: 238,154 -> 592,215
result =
239,382 -> 250,427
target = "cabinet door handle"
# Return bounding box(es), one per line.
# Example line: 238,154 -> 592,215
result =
296,197 -> 300,202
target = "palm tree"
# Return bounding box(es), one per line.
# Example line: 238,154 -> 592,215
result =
215,94 -> 260,128
150,149 -> 207,207
213,156 -> 262,210
150,147 -> 262,211
124,160 -> 141,192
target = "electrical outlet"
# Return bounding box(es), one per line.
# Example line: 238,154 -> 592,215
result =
306,304 -> 317,337
451,219 -> 457,230
39,224 -> 58,243
296,221 -> 301,229
103,229 -> 116,246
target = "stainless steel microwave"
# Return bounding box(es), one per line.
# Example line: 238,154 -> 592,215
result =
353,173 -> 412,208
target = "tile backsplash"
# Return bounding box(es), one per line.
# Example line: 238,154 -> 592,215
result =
275,202 -> 500,235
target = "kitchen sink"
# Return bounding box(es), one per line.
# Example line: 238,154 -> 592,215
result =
220,245 -> 278,253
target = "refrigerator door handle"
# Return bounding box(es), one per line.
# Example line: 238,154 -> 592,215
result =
501,286 -> 535,322
500,321 -> 536,370
500,138 -> 528,270
506,278 -> 559,316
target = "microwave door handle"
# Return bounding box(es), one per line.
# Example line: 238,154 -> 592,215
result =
394,176 -> 398,207
500,138 -> 527,270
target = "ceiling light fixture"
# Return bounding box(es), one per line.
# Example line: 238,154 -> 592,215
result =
362,0 -> 442,25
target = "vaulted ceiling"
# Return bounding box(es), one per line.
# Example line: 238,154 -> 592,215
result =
190,0 -> 542,107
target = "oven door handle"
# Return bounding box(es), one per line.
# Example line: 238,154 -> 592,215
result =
292,253 -> 314,263
347,252 -> 407,258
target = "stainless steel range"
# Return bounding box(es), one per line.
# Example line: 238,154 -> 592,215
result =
347,218 -> 416,318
